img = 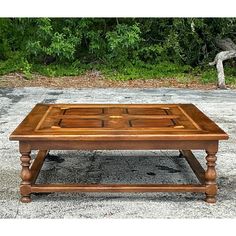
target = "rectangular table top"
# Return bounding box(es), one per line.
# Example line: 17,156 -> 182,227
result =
10,103 -> 229,141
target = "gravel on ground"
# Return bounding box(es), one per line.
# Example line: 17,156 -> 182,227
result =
0,72 -> 229,89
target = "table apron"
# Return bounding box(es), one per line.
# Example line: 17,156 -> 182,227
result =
22,140 -> 219,151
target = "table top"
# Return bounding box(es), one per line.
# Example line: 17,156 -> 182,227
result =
10,103 -> 229,141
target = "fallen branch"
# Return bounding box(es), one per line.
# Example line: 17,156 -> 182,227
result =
209,38 -> 236,89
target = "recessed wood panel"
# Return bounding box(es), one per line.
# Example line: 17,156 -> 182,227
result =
127,108 -> 167,115
64,108 -> 102,115
60,119 -> 102,128
130,119 -> 174,127
37,105 -> 183,130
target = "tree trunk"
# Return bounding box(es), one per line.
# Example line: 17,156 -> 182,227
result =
209,38 -> 236,89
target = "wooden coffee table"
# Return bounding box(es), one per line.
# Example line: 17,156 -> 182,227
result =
10,104 -> 228,203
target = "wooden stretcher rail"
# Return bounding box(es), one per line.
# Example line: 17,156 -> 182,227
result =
180,150 -> 206,184
29,149 -> 207,195
30,150 -> 48,184
31,183 -> 206,193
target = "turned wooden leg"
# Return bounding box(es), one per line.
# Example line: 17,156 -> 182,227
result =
205,150 -> 217,203
19,143 -> 32,203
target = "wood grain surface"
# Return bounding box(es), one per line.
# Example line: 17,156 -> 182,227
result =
10,104 -> 229,141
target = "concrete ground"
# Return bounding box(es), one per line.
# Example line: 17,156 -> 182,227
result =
0,87 -> 235,218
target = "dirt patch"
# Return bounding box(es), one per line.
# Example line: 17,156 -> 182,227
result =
0,72 -> 235,90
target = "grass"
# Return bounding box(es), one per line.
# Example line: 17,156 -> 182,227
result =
201,65 -> 236,85
98,62 -> 194,81
32,61 -> 88,77
0,56 -> 235,85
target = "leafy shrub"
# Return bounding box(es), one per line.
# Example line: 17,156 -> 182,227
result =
0,18 -> 235,81
25,18 -> 80,63
106,23 -> 141,64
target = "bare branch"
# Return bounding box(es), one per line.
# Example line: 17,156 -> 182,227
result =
209,38 -> 236,89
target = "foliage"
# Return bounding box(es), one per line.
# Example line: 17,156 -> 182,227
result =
201,64 -> 236,84
32,61 -> 88,77
100,62 -> 193,81
106,23 -> 141,64
0,18 -> 235,82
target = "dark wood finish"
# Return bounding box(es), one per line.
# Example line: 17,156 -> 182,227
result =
180,150 -> 205,184
9,104 -> 229,203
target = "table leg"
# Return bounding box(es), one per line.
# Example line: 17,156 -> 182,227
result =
205,150 -> 217,203
19,144 -> 32,203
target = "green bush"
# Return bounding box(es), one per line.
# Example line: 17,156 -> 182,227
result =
0,52 -> 32,78
100,61 -> 193,81
0,18 -> 235,81
106,23 -> 141,64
